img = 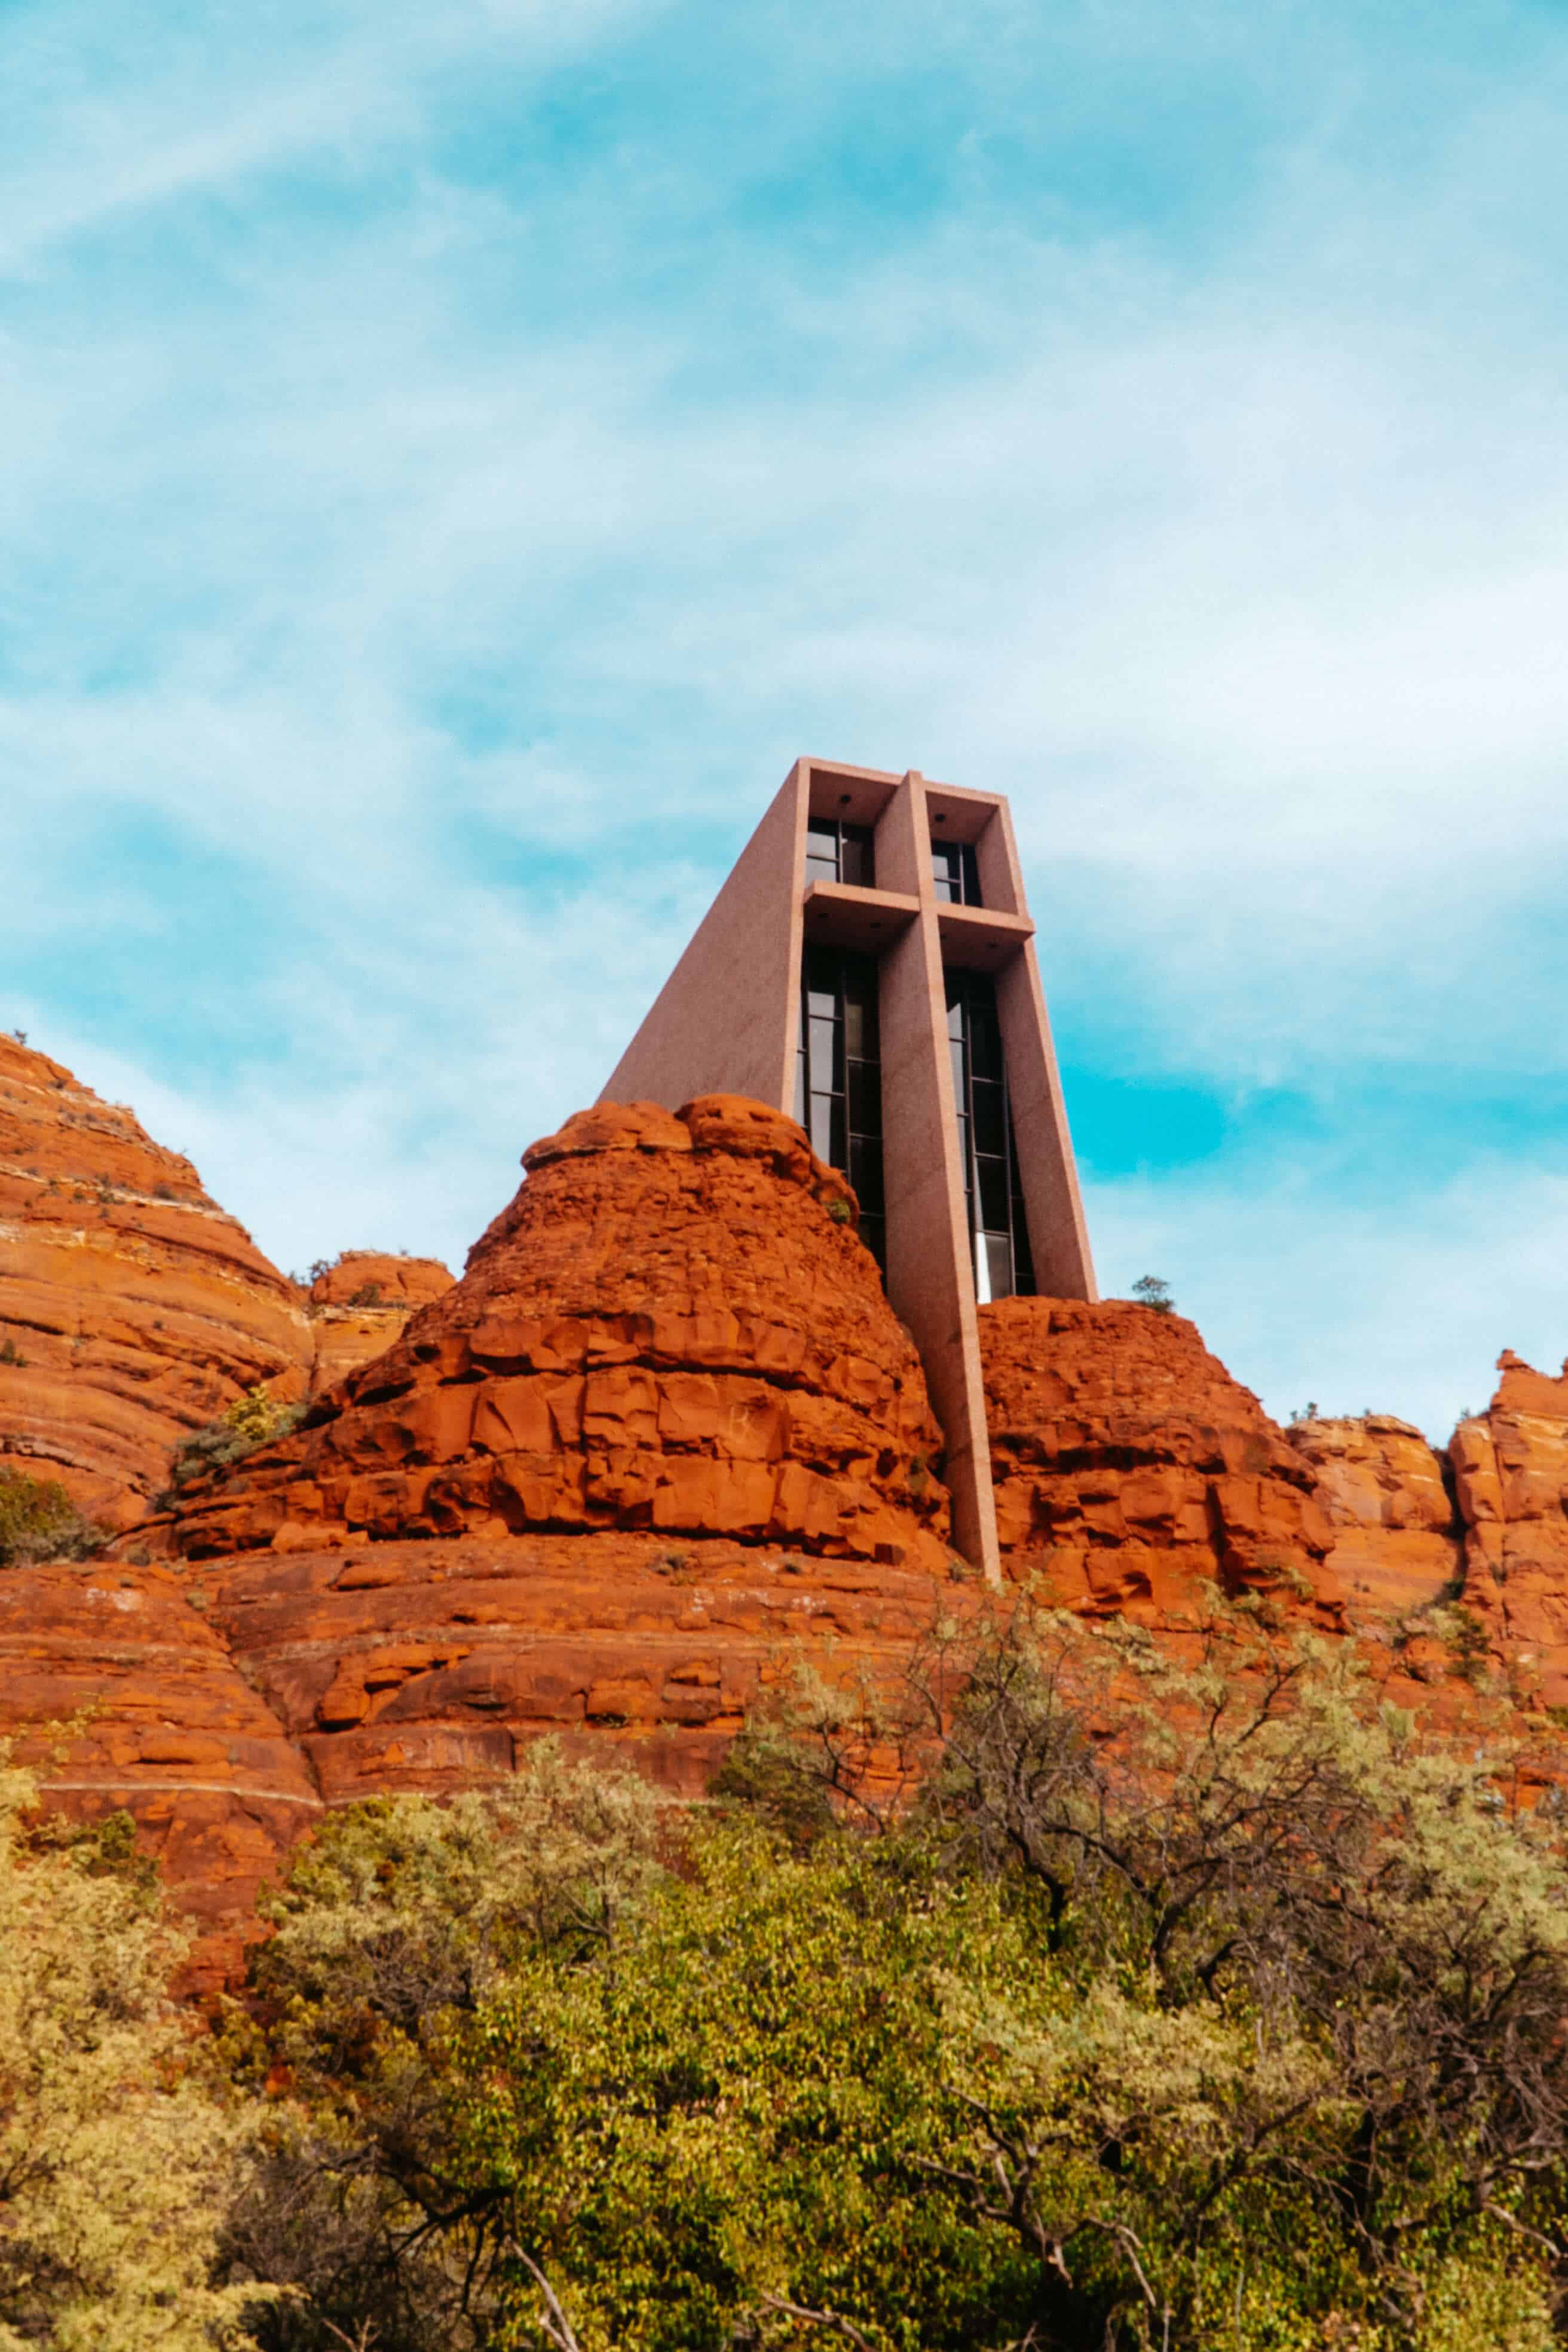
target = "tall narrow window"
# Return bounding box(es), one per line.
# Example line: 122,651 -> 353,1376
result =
805,817 -> 875,889
945,969 -> 1034,1301
793,945 -> 884,1267
931,837 -> 981,905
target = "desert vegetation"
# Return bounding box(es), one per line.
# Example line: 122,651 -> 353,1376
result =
8,1606 -> 1568,2348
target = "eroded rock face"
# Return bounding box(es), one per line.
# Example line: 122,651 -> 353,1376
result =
306,1251 -> 455,1396
0,1557 -> 318,1988
165,1097 -> 951,1573
1285,1415 -> 1461,1618
1448,1353 -> 1568,1706
979,1297 -> 1341,1625
204,1528 -> 956,1807
0,1035 -> 314,1528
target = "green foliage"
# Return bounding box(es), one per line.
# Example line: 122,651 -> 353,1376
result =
0,1339 -> 27,1368
220,1742 -> 670,2351
345,1281 -> 385,1307
160,1383 -> 305,1504
0,1745 -> 269,2348
0,1469 -> 105,1567
1129,1273 -> 1174,1313
219,1617 -> 1568,2351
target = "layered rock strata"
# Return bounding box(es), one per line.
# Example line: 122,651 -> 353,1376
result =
163,1097 -> 951,1573
0,1034 -> 314,1527
0,1557 -> 317,1987
979,1297 -> 1342,1624
306,1250 -> 455,1396
203,1529 -> 957,1806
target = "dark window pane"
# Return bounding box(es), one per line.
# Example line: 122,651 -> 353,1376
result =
849,1136 -> 884,1213
971,1077 -> 1006,1157
960,843 -> 982,906
810,1094 -> 845,1167
805,945 -> 838,992
858,1212 -> 886,1270
843,989 -> 878,1060
968,1005 -> 1003,1081
984,1232 -> 1014,1300
978,1154 -> 1010,1233
839,826 -> 874,887
847,1059 -> 881,1135
932,840 -> 960,897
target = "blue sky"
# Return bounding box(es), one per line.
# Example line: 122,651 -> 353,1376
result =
5,0 -> 1568,1436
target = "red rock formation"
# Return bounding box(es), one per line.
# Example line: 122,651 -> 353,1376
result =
306,1251 -> 455,1396
164,1097 -> 950,1573
1285,1414 -> 1460,1619
0,1557 -> 318,1987
1447,1352 -> 1568,1707
204,1528 -> 958,1806
0,1035 -> 314,1529
979,1297 -> 1341,1625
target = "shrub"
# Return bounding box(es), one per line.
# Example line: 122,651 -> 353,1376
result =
160,1383 -> 304,1505
1130,1272 -> 1174,1313
0,1745 -> 270,2346
0,1468 -> 105,1566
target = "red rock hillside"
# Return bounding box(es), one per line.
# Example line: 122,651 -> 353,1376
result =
0,1033 -> 314,1527
306,1250 -> 455,1395
0,1556 -> 317,1990
979,1297 -> 1342,1626
163,1096 -> 950,1572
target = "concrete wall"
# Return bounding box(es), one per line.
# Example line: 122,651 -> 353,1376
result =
599,764 -> 806,1114
874,774 -> 1002,1580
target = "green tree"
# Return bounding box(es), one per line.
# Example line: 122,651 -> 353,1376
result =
0,1748 -> 268,2348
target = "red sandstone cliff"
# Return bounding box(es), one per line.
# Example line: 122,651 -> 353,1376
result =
305,1250 -> 455,1395
163,1096 -> 950,1573
979,1296 -> 1342,1625
0,1035 -> 314,1527
7,1058 -> 1568,1965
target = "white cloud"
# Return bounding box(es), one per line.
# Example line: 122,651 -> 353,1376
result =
3,0 -> 1568,1428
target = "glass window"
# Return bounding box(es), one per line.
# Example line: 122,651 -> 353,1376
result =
804,817 -> 875,889
931,838 -> 981,905
798,945 -> 886,1275
944,967 -> 1033,1300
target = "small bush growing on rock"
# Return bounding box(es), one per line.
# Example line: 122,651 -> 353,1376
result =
160,1383 -> 304,1504
1130,1272 -> 1174,1312
345,1280 -> 385,1308
0,1336 -> 27,1367
0,1469 -> 105,1566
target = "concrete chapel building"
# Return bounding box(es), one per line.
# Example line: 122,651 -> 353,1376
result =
602,757 -> 1097,1579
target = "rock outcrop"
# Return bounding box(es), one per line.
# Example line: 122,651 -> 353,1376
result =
1448,1353 -> 1568,1707
1285,1414 -> 1461,1619
979,1297 -> 1342,1624
0,1556 -> 318,1988
306,1250 -> 455,1396
203,1529 -> 956,1806
163,1097 -> 951,1573
0,1035 -> 314,1528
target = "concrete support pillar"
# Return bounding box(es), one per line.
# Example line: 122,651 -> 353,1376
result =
874,776 -> 1002,1582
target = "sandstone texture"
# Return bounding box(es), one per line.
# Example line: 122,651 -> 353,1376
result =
1285,1414 -> 1461,1618
0,1034 -> 314,1528
1447,1352 -> 1568,1707
203,1529 -> 956,1809
306,1250 -> 455,1396
164,1097 -> 951,1573
979,1297 -> 1342,1625
0,1556 -> 318,1987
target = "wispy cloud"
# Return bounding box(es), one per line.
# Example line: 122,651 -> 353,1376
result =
4,0 -> 1567,1426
